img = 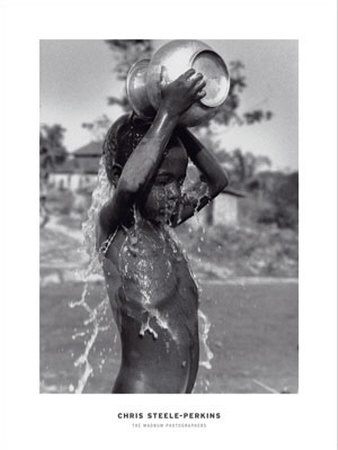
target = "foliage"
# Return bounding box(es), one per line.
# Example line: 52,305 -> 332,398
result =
245,171 -> 298,229
196,126 -> 272,189
195,127 -> 297,230
195,125 -> 272,212
105,40 -> 153,108
225,149 -> 271,187
81,40 -> 153,138
40,123 -> 67,165
202,60 -> 273,128
104,40 -> 153,81
258,172 -> 298,229
82,114 -> 112,141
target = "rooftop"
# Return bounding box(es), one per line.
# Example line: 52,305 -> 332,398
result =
72,141 -> 103,157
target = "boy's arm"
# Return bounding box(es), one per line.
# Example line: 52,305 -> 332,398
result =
173,126 -> 229,226
99,69 -> 206,237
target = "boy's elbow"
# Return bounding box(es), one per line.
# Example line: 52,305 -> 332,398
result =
214,170 -> 229,194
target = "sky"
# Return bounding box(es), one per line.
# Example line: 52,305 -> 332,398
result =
40,39 -> 298,171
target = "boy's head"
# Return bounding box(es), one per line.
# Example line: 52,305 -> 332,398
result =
103,114 -> 151,187
103,113 -> 188,224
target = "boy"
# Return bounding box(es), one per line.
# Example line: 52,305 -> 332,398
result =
97,68 -> 228,392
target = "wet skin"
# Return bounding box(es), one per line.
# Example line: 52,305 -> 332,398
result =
140,141 -> 188,224
100,142 -> 200,393
98,68 -> 229,393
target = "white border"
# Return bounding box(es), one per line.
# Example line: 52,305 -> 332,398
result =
1,1 -> 337,449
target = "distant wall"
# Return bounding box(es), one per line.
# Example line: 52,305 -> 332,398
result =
49,174 -> 97,191
189,194 -> 239,229
213,194 -> 238,226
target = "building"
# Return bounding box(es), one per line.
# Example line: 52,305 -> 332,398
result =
49,141 -> 102,190
189,188 -> 245,228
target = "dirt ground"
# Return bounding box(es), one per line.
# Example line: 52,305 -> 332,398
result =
40,279 -> 298,394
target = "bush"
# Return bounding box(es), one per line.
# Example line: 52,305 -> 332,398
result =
248,171 -> 298,230
176,222 -> 298,277
256,202 -> 298,230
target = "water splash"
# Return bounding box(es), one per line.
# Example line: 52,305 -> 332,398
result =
198,309 -> 214,369
139,315 -> 159,339
69,157 -> 215,392
82,157 -> 112,265
69,157 -> 112,393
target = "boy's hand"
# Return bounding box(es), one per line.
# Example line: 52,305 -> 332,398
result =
159,67 -> 206,118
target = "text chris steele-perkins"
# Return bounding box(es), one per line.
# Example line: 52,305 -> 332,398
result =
117,412 -> 221,419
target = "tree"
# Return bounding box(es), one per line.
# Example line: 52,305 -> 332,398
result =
105,40 -> 153,109
39,123 -> 67,225
252,171 -> 298,229
201,60 -> 272,129
82,114 -> 112,142
40,123 -> 67,165
83,40 -> 272,142
82,40 -> 153,139
221,148 -> 271,188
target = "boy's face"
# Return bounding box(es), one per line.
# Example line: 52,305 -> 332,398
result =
141,140 -> 188,224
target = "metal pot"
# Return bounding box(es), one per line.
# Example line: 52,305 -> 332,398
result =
125,59 -> 155,120
126,40 -> 230,127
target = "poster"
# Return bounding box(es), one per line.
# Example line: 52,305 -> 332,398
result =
1,0 -> 337,449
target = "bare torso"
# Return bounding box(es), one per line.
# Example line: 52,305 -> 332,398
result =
100,219 -> 199,393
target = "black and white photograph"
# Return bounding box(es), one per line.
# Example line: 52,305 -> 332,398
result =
2,0 -> 337,448
40,39 -> 298,394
